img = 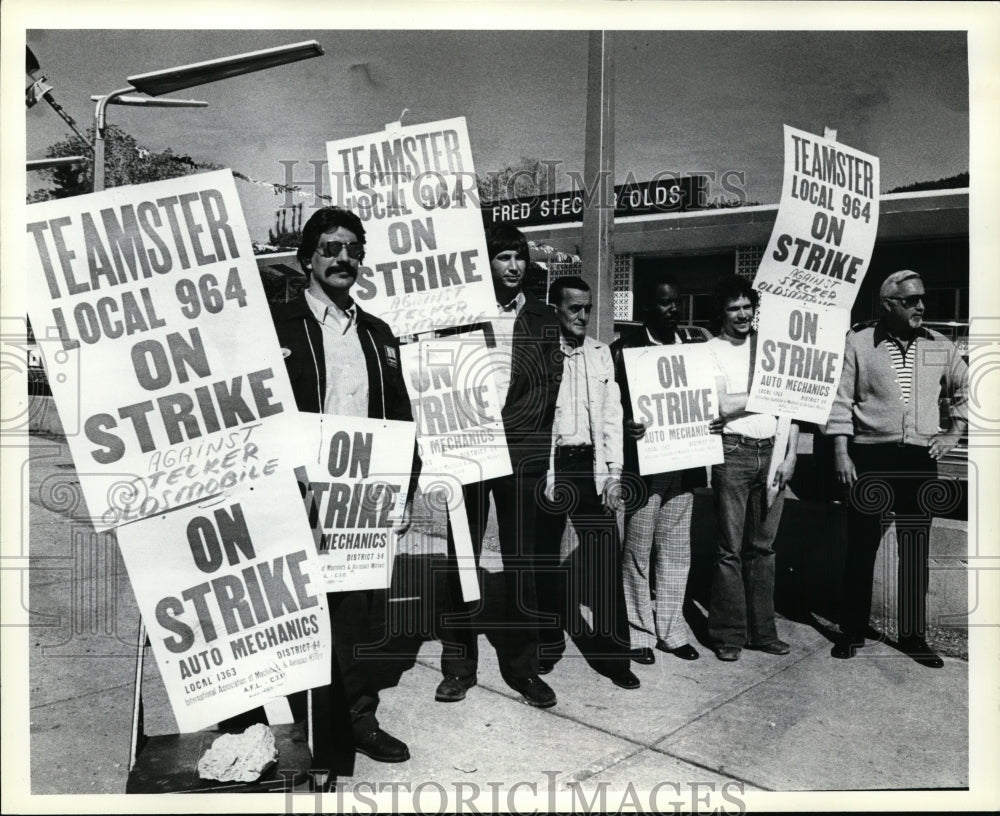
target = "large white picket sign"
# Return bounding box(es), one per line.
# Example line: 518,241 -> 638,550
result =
326,117 -> 496,337
400,331 -> 512,487
753,125 -> 880,311
747,294 -> 851,423
116,473 -> 330,733
622,344 -> 723,474
25,170 -> 304,529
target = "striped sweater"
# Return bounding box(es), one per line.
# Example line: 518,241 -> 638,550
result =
824,322 -> 968,445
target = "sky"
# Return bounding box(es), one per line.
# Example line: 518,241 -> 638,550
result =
23,25 -> 970,243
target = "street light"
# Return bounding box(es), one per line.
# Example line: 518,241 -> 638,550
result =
93,90 -> 209,191
127,41 -> 323,96
93,40 -> 324,192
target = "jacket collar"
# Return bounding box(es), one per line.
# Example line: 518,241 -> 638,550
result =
278,292 -> 377,329
520,290 -> 550,316
872,320 -> 933,347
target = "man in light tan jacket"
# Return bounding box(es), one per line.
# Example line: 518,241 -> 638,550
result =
534,276 -> 638,691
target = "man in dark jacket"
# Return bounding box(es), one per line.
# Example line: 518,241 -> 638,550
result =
611,276 -> 707,666
434,223 -> 563,709
271,206 -> 417,767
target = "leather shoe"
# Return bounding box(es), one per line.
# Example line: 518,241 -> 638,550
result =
508,675 -> 557,708
629,647 -> 655,665
746,639 -> 791,656
831,635 -> 865,659
609,669 -> 640,690
657,641 -> 699,661
538,659 -> 556,675
831,637 -> 863,659
354,727 -> 410,763
714,646 -> 741,662
899,637 -> 944,669
435,674 -> 477,703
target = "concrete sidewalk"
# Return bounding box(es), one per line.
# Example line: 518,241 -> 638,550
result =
24,434 -> 969,799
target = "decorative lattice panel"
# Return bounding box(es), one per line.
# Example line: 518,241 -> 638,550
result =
736,245 -> 765,281
545,255 -> 632,320
613,254 -> 633,320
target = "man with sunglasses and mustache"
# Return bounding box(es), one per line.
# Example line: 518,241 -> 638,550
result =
271,206 -> 418,769
826,270 -> 968,667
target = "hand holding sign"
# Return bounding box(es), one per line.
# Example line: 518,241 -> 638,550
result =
623,344 -> 724,474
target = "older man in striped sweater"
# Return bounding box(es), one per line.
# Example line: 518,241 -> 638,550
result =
825,270 -> 968,667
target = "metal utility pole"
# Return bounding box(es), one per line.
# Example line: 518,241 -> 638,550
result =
581,31 -> 616,342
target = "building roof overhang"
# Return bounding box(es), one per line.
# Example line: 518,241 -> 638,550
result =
520,188 -> 969,257
255,189 -> 969,276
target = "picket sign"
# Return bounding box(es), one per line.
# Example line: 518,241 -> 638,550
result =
405,328 -> 482,604
763,127 -> 838,509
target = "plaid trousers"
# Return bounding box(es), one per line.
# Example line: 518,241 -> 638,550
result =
622,472 -> 694,649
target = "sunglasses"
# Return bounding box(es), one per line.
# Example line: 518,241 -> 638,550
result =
886,295 -> 924,308
316,240 -> 364,259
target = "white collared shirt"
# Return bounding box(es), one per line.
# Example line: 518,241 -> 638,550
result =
552,335 -> 593,448
489,291 -> 525,408
304,289 -> 368,417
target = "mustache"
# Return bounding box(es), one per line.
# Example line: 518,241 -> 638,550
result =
326,262 -> 357,275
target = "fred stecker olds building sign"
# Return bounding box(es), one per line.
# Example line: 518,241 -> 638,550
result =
483,175 -> 712,227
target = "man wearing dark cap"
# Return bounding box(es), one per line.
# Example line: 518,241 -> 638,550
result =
434,222 -> 563,708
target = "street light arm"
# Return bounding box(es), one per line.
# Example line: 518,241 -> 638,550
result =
90,94 -> 209,107
94,87 -> 136,135
91,40 -> 322,192
93,87 -> 137,192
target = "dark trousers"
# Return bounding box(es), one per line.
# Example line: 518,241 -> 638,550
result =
708,436 -> 784,648
329,589 -> 383,731
842,443 -> 937,641
535,446 -> 631,676
438,471 -> 543,683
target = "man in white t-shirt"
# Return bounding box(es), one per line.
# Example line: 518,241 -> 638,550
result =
705,275 -> 799,662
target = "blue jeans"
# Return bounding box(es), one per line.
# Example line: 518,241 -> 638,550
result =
708,435 -> 785,648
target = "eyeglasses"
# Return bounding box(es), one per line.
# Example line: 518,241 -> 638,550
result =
886,295 -> 925,308
316,240 -> 364,259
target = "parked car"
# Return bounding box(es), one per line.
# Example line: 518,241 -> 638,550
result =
922,320 -> 969,361
612,320 -> 712,343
